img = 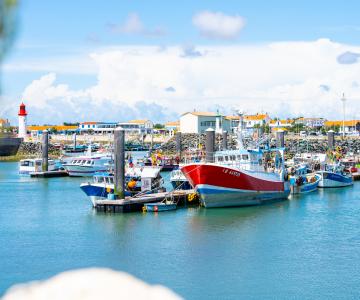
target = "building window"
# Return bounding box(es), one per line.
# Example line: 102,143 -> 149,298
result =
200,121 -> 216,127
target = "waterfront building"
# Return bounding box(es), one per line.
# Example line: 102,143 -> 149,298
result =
28,125 -> 78,135
118,119 -> 153,134
224,113 -> 271,135
0,119 -> 10,128
294,117 -> 326,129
164,121 -> 180,136
180,111 -> 231,134
79,122 -> 118,134
18,103 -> 27,138
269,119 -> 293,132
324,120 -> 360,134
244,114 -> 271,131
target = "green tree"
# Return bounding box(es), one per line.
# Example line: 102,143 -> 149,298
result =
154,123 -> 164,129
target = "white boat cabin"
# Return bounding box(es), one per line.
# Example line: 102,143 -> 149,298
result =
19,158 -> 57,174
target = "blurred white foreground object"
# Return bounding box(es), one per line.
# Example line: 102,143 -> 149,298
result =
2,268 -> 182,300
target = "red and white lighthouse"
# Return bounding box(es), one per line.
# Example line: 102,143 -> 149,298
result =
18,102 -> 27,138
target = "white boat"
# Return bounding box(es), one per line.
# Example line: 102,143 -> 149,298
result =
317,164 -> 353,188
19,158 -> 57,174
170,169 -> 192,190
62,154 -> 113,177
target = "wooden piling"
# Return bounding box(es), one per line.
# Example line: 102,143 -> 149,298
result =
42,130 -> 48,172
114,127 -> 125,199
73,132 -> 77,150
276,130 -> 285,148
222,131 -> 228,150
205,128 -> 215,163
328,130 -> 335,150
176,132 -> 182,160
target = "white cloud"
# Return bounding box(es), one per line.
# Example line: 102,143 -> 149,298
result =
4,39 -> 360,124
109,13 -> 166,37
192,11 -> 245,40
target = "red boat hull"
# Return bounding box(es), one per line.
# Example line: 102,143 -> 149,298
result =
181,164 -> 290,208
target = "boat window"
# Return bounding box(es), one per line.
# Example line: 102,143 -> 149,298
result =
36,161 -> 42,166
231,155 -> 236,161
91,161 -> 95,165
242,155 -> 249,160
225,156 -> 229,161
86,161 -> 92,165
29,161 -> 34,167
20,161 -> 29,166
237,155 -> 241,160
217,156 -> 224,162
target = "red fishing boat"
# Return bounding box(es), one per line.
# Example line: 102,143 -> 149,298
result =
181,113 -> 290,208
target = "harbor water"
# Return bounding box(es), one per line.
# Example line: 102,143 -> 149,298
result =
1,162 -> 360,299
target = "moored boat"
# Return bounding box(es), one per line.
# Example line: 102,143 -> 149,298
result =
144,202 -> 177,212
62,154 -> 113,177
170,169 -> 192,190
289,166 -> 321,194
80,166 -> 164,206
181,113 -> 290,208
19,158 -> 57,174
317,165 -> 353,188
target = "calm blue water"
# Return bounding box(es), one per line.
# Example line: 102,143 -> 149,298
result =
1,162 -> 360,299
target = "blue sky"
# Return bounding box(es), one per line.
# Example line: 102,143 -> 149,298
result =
2,0 -> 360,123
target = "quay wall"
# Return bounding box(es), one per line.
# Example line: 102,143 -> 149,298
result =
160,134 -> 360,156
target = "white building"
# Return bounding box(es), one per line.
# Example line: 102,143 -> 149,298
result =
18,103 -> 27,138
0,118 -> 10,128
294,117 -> 326,128
118,119 -> 153,134
164,121 -> 180,136
180,112 -> 231,134
269,119 -> 293,132
79,122 -> 118,134
243,114 -> 271,131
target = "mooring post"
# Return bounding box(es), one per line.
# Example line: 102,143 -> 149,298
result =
73,132 -> 77,150
205,128 -> 215,163
42,130 -> 48,172
276,130 -> 285,148
114,127 -> 125,199
176,132 -> 182,160
327,130 -> 335,150
222,131 -> 228,150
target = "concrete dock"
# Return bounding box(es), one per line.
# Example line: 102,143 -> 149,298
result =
95,189 -> 197,213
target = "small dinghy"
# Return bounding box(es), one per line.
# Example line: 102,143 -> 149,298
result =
144,201 -> 177,212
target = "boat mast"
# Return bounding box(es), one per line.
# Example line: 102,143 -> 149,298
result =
341,93 -> 346,139
236,110 -> 245,150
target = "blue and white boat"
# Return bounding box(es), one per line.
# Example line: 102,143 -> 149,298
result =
170,169 -> 192,190
289,165 -> 321,194
80,166 -> 164,206
144,202 -> 177,212
317,164 -> 353,188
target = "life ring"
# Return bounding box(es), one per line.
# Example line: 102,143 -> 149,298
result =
154,205 -> 158,212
